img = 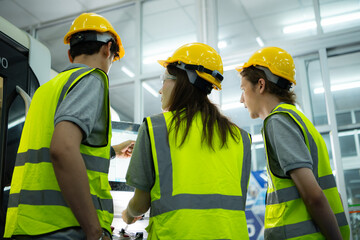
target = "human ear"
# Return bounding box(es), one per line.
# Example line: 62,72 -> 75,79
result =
103,41 -> 113,59
67,50 -> 73,63
258,78 -> 266,93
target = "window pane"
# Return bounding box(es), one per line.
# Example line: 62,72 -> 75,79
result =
110,83 -> 134,122
307,59 -> 328,125
143,78 -> 162,117
339,134 -> 356,158
355,110 -> 360,123
106,6 -> 137,85
141,0 -> 197,74
328,51 -> 360,127
336,112 -> 352,126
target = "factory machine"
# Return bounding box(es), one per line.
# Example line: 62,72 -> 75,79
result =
0,16 -> 51,236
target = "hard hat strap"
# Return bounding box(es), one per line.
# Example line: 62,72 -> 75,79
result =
70,31 -> 115,47
175,62 -> 213,94
254,66 -> 292,90
183,63 -> 224,82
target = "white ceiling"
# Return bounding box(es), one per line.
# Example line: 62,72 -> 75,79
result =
1,0 -> 360,123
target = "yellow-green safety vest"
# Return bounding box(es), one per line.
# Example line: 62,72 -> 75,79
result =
262,103 -> 350,239
145,111 -> 252,240
4,67 -> 113,237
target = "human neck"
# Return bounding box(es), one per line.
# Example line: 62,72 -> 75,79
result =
73,54 -> 109,73
258,94 -> 281,120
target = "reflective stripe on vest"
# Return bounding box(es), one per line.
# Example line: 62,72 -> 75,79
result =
263,104 -> 349,239
15,148 -> 110,173
148,114 -> 251,217
264,212 -> 348,239
8,190 -> 113,213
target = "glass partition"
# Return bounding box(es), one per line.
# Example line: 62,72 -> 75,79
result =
143,77 -> 162,118
307,59 -> 329,125
141,0 -> 197,75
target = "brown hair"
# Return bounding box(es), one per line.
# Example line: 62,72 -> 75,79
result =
69,31 -> 119,60
240,66 -> 296,105
166,64 -> 240,150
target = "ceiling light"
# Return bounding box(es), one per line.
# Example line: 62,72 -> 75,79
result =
143,52 -> 172,65
218,40 -> 227,49
142,82 -> 159,98
224,63 -> 243,72
283,11 -> 360,34
313,81 -> 360,94
321,12 -> 360,26
221,102 -> 244,110
283,21 -> 317,34
121,66 -> 135,78
256,37 -> 264,47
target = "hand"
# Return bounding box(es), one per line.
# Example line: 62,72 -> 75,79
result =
112,140 -> 135,159
122,208 -> 142,224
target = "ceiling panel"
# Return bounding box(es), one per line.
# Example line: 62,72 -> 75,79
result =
14,0 -> 83,23
0,0 -> 39,28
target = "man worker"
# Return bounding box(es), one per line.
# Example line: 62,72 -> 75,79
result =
236,46 -> 350,239
4,12 -> 133,240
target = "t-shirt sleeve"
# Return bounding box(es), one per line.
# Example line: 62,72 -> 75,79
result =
54,73 -> 105,139
126,122 -> 155,192
265,113 -> 313,176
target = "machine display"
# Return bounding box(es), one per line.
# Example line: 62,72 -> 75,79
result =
109,121 -> 140,182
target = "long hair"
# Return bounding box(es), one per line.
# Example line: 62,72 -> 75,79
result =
240,66 -> 296,105
166,64 -> 240,150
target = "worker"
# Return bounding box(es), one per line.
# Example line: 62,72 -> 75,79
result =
121,42 -> 252,239
4,12 -> 134,240
236,46 -> 350,239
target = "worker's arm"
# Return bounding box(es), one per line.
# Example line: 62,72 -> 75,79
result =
50,121 -> 108,240
112,140 -> 135,159
122,188 -> 151,224
289,168 -> 342,240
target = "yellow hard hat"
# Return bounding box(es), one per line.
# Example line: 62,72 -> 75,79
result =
158,42 -> 224,90
236,46 -> 296,85
64,13 -> 124,61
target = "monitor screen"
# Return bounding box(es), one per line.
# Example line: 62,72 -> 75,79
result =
108,121 -> 140,183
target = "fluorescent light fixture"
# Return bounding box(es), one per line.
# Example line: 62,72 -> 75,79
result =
218,40 -> 227,49
143,52 -> 172,65
221,102 -> 244,110
283,12 -> 360,34
121,66 -> 135,78
321,12 -> 360,26
314,81 -> 360,94
256,37 -> 264,47
224,63 -> 243,72
142,82 -> 159,98
8,116 -> 25,129
283,21 -> 317,34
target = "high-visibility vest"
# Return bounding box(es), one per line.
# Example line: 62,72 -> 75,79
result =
262,103 -> 350,240
4,67 -> 113,237
145,112 -> 252,240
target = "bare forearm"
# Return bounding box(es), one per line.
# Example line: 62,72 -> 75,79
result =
52,151 -> 102,238
305,195 -> 342,240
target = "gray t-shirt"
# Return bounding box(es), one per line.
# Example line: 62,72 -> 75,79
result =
126,122 -> 154,192
264,112 -> 313,178
54,64 -> 107,146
